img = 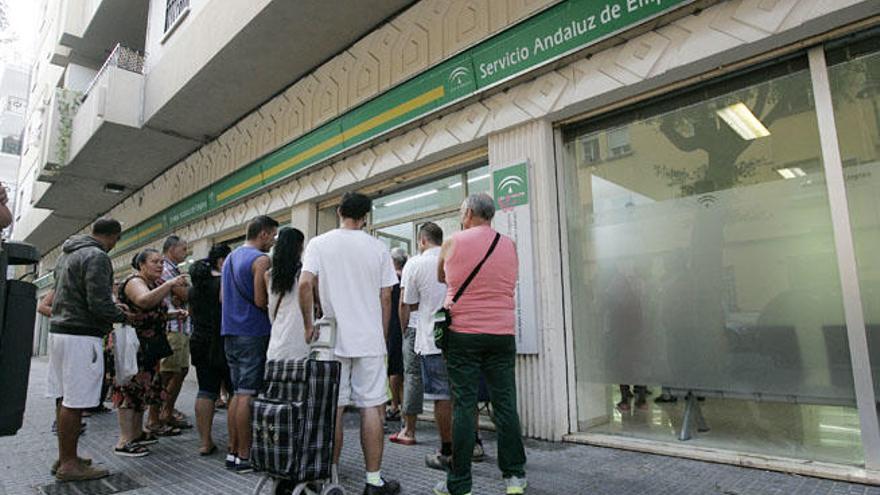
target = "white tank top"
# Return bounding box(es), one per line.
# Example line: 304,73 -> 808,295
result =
266,275 -> 309,361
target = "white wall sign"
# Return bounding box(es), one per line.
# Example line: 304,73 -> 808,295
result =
492,160 -> 539,354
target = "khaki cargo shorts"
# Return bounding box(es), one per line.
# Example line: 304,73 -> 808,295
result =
160,331 -> 190,373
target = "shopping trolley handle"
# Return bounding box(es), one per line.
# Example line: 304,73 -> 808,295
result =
310,317 -> 337,361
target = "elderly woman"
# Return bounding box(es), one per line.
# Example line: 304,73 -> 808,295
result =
112,248 -> 188,457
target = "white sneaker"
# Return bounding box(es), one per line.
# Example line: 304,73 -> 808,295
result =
433,480 -> 472,495
505,476 -> 528,494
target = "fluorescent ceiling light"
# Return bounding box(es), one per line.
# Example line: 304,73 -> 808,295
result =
777,168 -> 796,179
449,182 -> 462,189
716,102 -> 771,140
467,173 -> 490,183
777,167 -> 807,179
383,189 -> 438,207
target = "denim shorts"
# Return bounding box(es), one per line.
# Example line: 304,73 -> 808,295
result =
224,335 -> 269,396
421,353 -> 451,401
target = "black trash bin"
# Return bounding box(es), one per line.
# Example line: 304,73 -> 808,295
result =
0,241 -> 41,437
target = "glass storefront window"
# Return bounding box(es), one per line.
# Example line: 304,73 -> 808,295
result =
371,174 -> 464,225
466,166 -> 492,196
828,40 -> 880,400
562,60 -> 863,465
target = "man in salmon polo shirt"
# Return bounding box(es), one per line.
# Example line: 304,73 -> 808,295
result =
434,193 -> 527,495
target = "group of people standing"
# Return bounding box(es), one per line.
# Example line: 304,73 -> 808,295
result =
42,190 -> 528,495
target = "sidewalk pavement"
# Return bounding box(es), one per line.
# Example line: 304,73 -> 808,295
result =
3,358 -> 880,495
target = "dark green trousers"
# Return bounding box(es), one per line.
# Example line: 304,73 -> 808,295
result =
446,331 -> 526,495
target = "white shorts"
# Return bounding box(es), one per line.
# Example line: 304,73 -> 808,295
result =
46,334 -> 104,409
337,355 -> 387,408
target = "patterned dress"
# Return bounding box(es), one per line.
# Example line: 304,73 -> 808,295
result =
111,275 -> 168,411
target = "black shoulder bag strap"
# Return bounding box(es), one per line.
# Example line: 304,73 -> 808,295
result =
451,232 -> 501,305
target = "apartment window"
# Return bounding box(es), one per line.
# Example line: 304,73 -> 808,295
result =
165,0 -> 190,32
580,135 -> 601,164
2,137 -> 22,156
606,126 -> 631,158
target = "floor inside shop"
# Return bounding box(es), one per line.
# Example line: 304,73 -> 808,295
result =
583,387 -> 864,467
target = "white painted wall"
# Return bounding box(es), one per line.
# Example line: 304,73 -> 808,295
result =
142,0 -> 270,123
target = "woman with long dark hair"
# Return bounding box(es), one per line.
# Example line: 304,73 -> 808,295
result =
188,244 -> 232,456
265,227 -> 308,361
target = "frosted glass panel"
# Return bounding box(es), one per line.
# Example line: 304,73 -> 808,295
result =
563,66 -> 854,404
829,46 -> 880,396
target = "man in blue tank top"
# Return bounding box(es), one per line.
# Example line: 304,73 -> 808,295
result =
221,215 -> 278,473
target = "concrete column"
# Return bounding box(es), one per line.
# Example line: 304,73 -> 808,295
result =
189,238 -> 210,260
488,119 -> 569,441
291,201 -> 318,241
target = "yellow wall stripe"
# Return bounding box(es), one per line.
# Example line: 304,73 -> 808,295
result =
216,85 -> 446,202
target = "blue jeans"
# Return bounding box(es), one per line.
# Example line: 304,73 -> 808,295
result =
224,335 -> 269,396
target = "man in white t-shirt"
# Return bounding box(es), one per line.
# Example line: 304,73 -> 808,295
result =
298,192 -> 401,495
398,222 -> 453,470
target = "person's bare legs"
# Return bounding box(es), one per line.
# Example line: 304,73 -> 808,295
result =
57,406 -> 83,472
159,371 -> 182,423
134,410 -> 144,438
332,407 -> 345,464
435,399 -> 452,443
399,413 -> 417,442
227,395 -> 239,456
195,397 -> 216,452
360,405 -> 385,472
165,369 -> 188,418
388,374 -> 402,415
147,403 -> 161,428
116,408 -> 142,447
234,394 -> 254,459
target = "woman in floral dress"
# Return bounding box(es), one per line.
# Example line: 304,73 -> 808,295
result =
112,248 -> 188,457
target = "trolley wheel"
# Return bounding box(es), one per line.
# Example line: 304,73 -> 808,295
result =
321,484 -> 344,495
290,483 -> 309,495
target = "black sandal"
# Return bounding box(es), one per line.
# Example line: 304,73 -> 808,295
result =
133,432 -> 159,446
114,442 -> 150,457
146,424 -> 181,437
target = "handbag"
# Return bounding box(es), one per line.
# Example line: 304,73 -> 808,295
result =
140,329 -> 173,364
434,232 -> 501,352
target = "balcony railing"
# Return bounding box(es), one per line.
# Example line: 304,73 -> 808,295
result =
165,0 -> 190,32
80,43 -> 144,104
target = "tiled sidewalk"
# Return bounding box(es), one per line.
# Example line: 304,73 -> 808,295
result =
3,358 -> 880,495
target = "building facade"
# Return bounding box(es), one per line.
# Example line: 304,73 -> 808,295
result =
0,62 -> 29,239
17,0 -> 880,484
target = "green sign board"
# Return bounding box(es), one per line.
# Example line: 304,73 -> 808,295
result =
114,0 -> 691,253
494,162 -> 530,209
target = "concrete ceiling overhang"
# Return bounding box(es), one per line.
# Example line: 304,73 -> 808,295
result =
34,122 -> 200,215
60,0 -> 150,68
23,210 -> 94,256
144,0 -> 414,141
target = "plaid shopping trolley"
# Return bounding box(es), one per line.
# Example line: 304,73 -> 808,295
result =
251,358 -> 341,486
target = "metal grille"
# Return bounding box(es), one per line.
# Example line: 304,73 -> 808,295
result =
165,0 -> 190,32
38,473 -> 144,495
80,44 -> 144,103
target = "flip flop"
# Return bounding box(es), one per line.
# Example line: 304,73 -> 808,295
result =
199,445 -> 218,456
166,417 -> 193,430
133,432 -> 159,446
389,432 -> 416,446
50,457 -> 92,475
146,424 -> 182,437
